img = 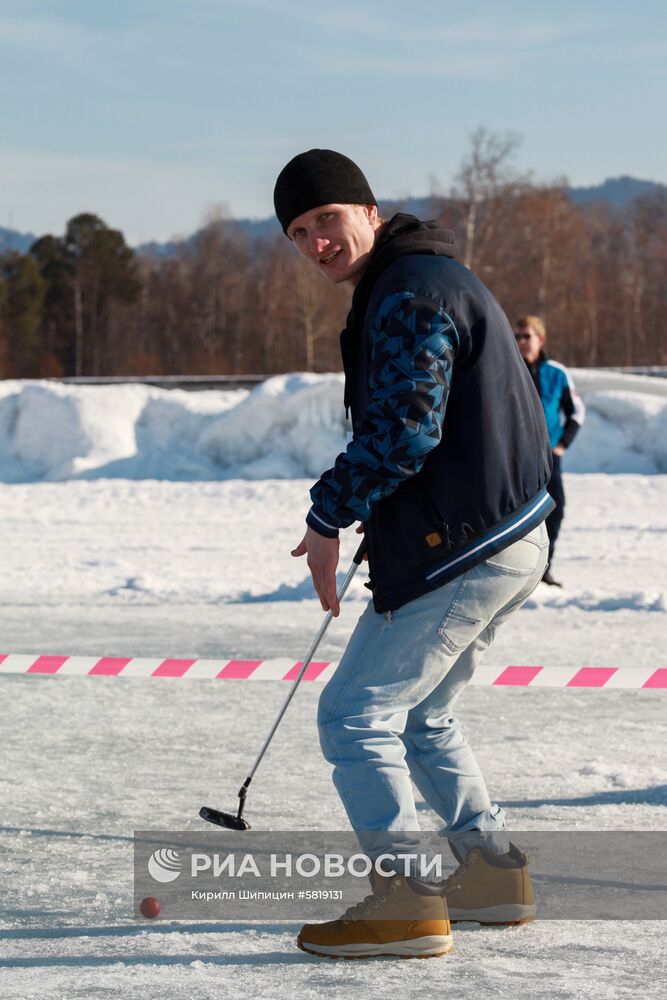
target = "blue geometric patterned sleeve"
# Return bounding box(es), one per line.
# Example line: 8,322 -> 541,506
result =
306,290 -> 459,537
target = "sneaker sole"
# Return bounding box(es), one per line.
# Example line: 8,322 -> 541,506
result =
297,933 -> 454,959
449,903 -> 536,925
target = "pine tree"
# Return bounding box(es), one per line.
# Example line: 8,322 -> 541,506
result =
0,251 -> 47,376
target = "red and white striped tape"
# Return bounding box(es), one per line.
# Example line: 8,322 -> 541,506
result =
0,654 -> 665,688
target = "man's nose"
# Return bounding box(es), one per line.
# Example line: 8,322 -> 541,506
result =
310,235 -> 329,256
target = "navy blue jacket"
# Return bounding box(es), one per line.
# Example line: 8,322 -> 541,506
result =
306,215 -> 555,612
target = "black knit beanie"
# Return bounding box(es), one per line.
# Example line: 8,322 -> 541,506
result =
273,149 -> 377,235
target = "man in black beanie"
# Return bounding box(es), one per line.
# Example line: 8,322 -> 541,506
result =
276,149 -> 554,959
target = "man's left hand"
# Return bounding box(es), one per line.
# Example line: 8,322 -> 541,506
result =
553,443 -> 566,457
291,527 -> 341,616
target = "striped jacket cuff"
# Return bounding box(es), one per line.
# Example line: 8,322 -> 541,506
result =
306,507 -> 340,539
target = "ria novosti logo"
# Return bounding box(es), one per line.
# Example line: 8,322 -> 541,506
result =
147,848 -> 184,883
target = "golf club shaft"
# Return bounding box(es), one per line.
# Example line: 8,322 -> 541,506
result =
244,538 -> 366,783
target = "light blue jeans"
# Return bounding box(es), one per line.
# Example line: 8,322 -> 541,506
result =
318,523 -> 549,859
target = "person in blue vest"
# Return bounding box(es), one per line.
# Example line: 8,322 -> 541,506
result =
514,315 -> 586,586
272,149 -> 555,959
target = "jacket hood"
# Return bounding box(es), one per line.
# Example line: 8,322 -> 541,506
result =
373,212 -> 456,256
351,213 -> 456,322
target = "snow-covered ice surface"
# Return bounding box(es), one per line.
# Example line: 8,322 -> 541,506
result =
1,371 -> 666,998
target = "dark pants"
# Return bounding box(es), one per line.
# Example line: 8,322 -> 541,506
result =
545,453 -> 565,565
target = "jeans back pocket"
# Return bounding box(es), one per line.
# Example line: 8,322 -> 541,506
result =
484,524 -> 549,577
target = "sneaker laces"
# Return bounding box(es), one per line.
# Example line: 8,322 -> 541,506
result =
340,878 -> 401,924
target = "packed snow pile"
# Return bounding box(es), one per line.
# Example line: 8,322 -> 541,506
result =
564,370 -> 667,475
0,374 -> 346,482
0,369 -> 666,483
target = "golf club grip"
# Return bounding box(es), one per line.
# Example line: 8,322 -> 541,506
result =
353,537 -> 367,564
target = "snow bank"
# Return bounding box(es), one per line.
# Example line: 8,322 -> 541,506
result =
0,381 -> 238,482
0,369 -> 666,482
564,370 -> 667,474
198,373 -> 349,479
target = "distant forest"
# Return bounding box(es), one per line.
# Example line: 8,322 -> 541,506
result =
1,130 -> 666,377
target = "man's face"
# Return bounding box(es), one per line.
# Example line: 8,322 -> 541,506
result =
514,326 -> 543,364
287,203 -> 379,286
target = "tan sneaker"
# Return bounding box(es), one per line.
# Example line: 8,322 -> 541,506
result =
441,842 -> 536,925
296,874 -> 454,959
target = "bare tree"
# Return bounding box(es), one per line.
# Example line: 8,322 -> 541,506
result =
453,127 -> 527,271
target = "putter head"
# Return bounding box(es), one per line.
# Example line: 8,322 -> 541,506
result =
199,805 -> 251,831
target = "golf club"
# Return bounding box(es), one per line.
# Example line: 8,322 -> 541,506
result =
200,537 -> 367,830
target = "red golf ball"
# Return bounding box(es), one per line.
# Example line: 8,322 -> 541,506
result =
140,896 -> 161,919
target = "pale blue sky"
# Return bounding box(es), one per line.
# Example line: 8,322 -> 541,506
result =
1,0 -> 665,243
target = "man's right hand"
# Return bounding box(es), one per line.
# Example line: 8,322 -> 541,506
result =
291,527 -> 341,615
